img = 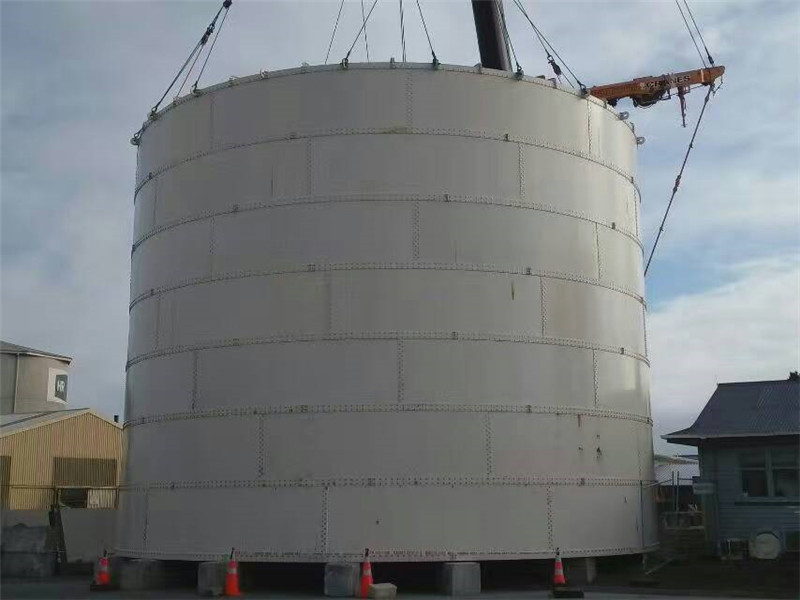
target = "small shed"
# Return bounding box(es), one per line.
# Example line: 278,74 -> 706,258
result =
664,374 -> 800,557
0,409 -> 123,509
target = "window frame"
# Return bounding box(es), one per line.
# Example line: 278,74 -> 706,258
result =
739,448 -> 800,500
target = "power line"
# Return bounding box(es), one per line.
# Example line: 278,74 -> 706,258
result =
343,0 -> 379,65
497,0 -> 522,74
191,1 -> 232,93
415,0 -> 438,64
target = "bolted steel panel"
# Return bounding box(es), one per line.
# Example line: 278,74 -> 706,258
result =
122,64 -> 654,561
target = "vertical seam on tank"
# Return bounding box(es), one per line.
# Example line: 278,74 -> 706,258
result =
142,490 -> 150,550
595,223 -> 602,280
546,486 -> 554,549
319,486 -> 329,553
208,218 -> 216,276
642,305 -> 648,358
257,416 -> 265,477
209,93 -> 216,150
154,295 -> 161,350
397,340 -> 405,403
325,271 -> 334,332
412,202 -> 420,261
518,143 -> 525,199
191,350 -> 199,410
587,101 -> 592,155
151,177 -> 159,232
306,139 -> 313,196
405,71 -> 413,127
540,277 -> 547,337
592,350 -> 599,408
484,413 -> 493,475
633,188 -> 640,240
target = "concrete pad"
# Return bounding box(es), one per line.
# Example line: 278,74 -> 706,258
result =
439,562 -> 481,595
198,561 -> 227,597
324,562 -> 360,597
119,558 -> 166,590
368,583 -> 397,599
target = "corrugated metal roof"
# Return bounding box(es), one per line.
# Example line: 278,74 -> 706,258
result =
664,378 -> 800,443
0,409 -> 119,437
654,460 -> 700,485
0,340 -> 72,363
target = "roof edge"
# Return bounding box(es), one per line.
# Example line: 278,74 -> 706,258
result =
0,408 -> 121,438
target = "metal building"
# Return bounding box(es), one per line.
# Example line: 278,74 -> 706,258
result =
1,341 -> 71,415
121,63 -> 656,562
0,409 -> 123,510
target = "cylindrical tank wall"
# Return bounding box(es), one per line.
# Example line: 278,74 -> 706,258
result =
121,64 -> 656,562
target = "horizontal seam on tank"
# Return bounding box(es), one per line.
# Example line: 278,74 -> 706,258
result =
119,475 -> 654,492
126,332 -> 649,370
133,128 -> 639,199
131,194 -> 642,252
123,403 -> 652,428
128,264 -> 645,312
113,544 -> 658,561
138,63 -> 636,142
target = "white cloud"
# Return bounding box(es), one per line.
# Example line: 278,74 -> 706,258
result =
648,254 -> 800,453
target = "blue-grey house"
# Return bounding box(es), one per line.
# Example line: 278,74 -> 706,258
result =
663,373 -> 799,556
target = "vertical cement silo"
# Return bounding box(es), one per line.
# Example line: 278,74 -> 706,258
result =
120,63 -> 656,562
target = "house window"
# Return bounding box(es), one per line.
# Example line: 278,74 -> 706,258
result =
740,448 -> 800,498
740,452 -> 768,497
772,450 -> 799,498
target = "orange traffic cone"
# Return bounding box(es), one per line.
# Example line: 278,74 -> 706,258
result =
359,548 -> 373,598
553,550 -> 566,586
90,549 -> 115,591
225,548 -> 242,597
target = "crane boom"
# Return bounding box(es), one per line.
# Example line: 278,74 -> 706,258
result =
589,66 -> 725,106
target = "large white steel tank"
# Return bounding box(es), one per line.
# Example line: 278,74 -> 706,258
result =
120,64 -> 656,562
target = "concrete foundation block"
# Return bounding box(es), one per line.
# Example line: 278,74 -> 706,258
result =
368,583 -> 397,599
439,562 -> 481,595
563,557 -> 596,585
0,524 -> 57,579
120,558 -> 167,590
197,561 -> 227,597
324,562 -> 360,597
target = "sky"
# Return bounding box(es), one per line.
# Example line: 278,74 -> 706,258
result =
1,0 -> 798,454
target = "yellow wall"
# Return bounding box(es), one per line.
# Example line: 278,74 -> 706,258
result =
0,413 -> 123,509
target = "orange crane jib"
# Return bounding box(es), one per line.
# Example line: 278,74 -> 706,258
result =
589,66 -> 725,106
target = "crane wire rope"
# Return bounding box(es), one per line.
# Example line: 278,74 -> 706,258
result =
342,0 -> 379,65
191,0 -> 232,93
399,0 -> 407,62
683,0 -> 715,66
675,0 -> 707,68
497,0 -> 523,75
415,0 -> 438,64
511,0 -> 585,92
644,85 -> 714,276
149,0 -> 231,117
361,0 -> 371,62
325,0 -> 346,64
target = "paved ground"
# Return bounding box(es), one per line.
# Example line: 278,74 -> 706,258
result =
0,579 -> 784,600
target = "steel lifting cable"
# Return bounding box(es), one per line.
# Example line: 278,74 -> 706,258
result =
683,0 -> 715,66
342,0 -> 380,66
675,0 -> 707,68
149,0 -> 232,117
324,0 -> 346,65
415,0 -> 438,65
360,0 -> 371,62
497,0 -> 523,76
399,0 -> 407,62
644,86 -> 714,276
511,0 -> 585,93
191,1 -> 232,93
